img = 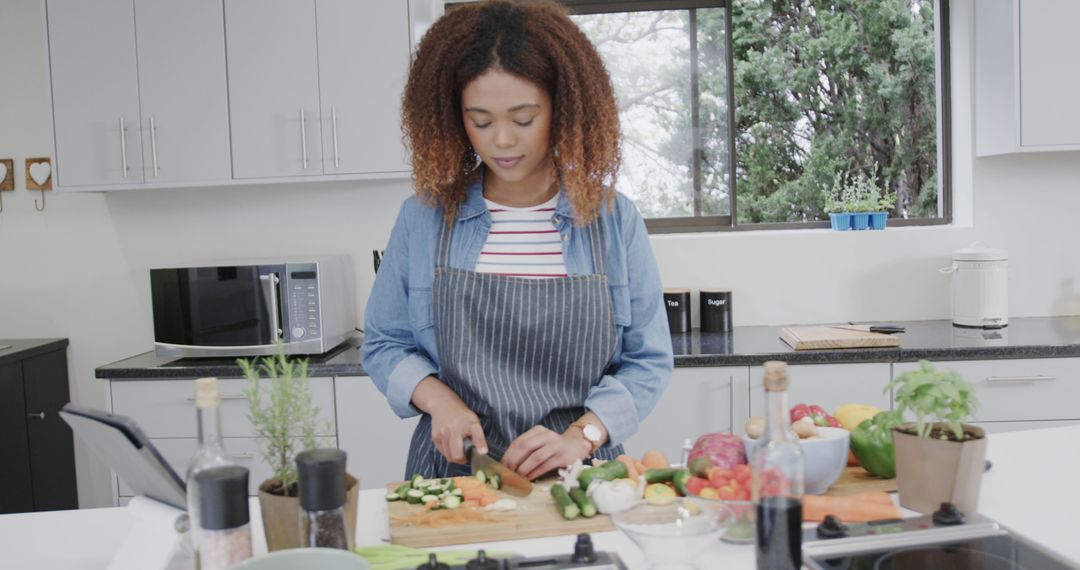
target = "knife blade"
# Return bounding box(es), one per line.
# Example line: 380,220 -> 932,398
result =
835,323 -> 907,334
463,437 -> 533,497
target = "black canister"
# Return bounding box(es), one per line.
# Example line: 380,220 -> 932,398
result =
296,448 -> 350,549
195,466 -> 253,570
664,288 -> 691,334
700,289 -> 733,332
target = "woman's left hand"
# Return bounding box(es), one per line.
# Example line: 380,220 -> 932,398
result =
502,425 -> 591,480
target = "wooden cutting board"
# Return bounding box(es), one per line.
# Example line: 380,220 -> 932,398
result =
781,326 -> 901,350
386,481 -> 614,548
824,466 -> 897,496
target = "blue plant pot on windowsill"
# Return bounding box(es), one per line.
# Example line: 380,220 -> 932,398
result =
852,212 -> 870,230
829,213 -> 853,230
868,211 -> 888,230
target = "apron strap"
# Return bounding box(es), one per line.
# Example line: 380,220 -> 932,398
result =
589,218 -> 606,275
436,216 -> 453,270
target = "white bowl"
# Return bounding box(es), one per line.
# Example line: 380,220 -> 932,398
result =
742,427 -> 850,495
231,548 -> 370,570
611,501 -> 735,567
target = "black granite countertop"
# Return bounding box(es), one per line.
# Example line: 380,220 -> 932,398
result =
0,338 -> 69,367
96,317 -> 1080,379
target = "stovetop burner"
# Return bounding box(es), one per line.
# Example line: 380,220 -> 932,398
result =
802,503 -> 1077,570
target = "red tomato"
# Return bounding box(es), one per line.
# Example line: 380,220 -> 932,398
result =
717,486 -> 738,501
685,476 -> 709,497
709,468 -> 733,486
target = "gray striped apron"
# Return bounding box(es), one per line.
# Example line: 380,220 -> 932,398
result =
404,217 -> 623,478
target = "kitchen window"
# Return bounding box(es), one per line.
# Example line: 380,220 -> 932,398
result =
558,0 -> 952,233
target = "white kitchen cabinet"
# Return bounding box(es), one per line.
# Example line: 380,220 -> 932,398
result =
46,0 -> 144,187
225,0 -> 323,179
892,358 -> 1080,426
975,0 -> 1080,156
133,0 -> 231,185
317,0 -> 410,175
622,367 -> 749,464
749,363 -> 892,422
335,377 -> 419,487
226,0 -> 410,179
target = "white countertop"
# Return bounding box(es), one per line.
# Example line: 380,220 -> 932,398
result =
2,426 -> 1077,569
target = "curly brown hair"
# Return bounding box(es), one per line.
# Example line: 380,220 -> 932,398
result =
402,0 -> 621,224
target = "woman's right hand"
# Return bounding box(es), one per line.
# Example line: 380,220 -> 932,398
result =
412,376 -> 488,464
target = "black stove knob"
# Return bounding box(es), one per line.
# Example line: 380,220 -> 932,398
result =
571,533 -> 598,563
816,515 -> 849,539
933,502 -> 966,526
466,549 -> 501,570
416,553 -> 451,570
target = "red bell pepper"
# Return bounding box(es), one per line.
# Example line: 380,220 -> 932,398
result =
790,403 -> 842,428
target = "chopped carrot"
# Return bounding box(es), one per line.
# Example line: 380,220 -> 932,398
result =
478,494 -> 499,507
461,499 -> 480,508
634,459 -> 648,475
803,493 -> 901,523
642,450 -> 670,469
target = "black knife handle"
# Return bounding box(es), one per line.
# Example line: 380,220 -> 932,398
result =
463,436 -> 476,461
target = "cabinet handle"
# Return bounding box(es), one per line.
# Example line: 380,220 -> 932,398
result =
119,117 -> 129,177
27,411 -> 45,420
229,452 -> 255,460
331,106 -> 340,169
300,107 -> 308,170
985,375 -> 1055,384
186,394 -> 249,402
150,116 -> 159,177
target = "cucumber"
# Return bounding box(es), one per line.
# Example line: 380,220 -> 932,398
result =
578,460 -> 629,490
410,474 -> 425,487
420,494 -> 439,504
475,470 -> 487,484
568,487 -> 597,518
489,473 -> 502,490
550,484 -> 580,520
451,488 -> 464,497
644,468 -> 681,484
385,492 -> 401,502
406,489 -> 425,504
672,468 -> 693,496
394,483 -> 412,496
441,478 -> 454,490
414,479 -> 433,489
442,495 -> 462,509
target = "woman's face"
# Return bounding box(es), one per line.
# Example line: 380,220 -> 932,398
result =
462,69 -> 553,188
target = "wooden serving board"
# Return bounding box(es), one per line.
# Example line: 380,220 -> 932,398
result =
781,326 -> 901,351
824,466 -> 897,496
386,481 -> 614,548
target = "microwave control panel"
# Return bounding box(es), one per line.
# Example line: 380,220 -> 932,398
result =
285,264 -> 320,342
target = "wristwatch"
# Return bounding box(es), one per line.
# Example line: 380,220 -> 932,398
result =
570,420 -> 604,455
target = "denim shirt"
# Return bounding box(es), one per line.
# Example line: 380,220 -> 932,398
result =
361,180 -> 674,448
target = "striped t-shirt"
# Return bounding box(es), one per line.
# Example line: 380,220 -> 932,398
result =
476,195 -> 567,278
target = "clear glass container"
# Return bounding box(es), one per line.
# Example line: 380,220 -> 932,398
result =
751,362 -> 804,570
300,506 -> 351,549
198,524 -> 253,570
186,378 -> 234,562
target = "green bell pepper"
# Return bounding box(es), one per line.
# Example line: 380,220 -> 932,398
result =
850,411 -> 902,478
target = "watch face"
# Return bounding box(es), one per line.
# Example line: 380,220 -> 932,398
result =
583,424 -> 602,442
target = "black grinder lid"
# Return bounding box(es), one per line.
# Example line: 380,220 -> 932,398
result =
296,448 -> 347,512
195,465 -> 250,530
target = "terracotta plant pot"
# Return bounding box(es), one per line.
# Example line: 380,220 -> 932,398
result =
892,423 -> 987,514
257,473 -> 360,551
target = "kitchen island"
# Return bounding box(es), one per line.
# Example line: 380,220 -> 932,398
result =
2,425 -> 1077,569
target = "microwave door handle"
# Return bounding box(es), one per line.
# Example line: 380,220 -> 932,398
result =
259,273 -> 283,341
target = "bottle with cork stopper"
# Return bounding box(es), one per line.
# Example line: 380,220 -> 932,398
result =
752,361 -> 804,570
186,377 -> 235,565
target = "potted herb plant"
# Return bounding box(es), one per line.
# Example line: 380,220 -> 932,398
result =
885,360 -> 986,514
824,163 -> 897,230
238,348 -> 360,551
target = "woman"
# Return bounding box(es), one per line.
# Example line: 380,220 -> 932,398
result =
362,0 -> 673,480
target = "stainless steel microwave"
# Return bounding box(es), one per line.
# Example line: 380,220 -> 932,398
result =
150,256 -> 356,358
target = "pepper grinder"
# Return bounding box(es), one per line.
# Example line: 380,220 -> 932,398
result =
297,448 -> 351,549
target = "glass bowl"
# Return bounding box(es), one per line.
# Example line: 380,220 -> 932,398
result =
684,496 -> 755,544
610,500 -> 734,569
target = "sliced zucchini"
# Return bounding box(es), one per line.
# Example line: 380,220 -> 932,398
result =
385,492 -> 401,502
442,495 -> 462,509
406,489 -> 425,504
451,487 -> 464,497
410,474 -> 424,487
475,470 -> 487,484
489,473 -> 502,490
420,494 -> 439,504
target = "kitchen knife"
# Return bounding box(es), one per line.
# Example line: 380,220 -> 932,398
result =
463,437 -> 533,497
835,323 -> 907,334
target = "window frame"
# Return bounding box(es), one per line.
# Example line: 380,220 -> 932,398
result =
562,0 -> 953,233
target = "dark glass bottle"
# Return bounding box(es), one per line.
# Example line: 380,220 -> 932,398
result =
751,361 -> 805,570
297,448 -> 351,549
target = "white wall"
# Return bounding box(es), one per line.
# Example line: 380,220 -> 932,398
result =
2,0 -> 1078,508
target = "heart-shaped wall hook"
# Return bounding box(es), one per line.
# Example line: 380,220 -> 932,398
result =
29,162 -> 51,187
